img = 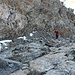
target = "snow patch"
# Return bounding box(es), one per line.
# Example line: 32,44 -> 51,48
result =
0,40 -> 12,51
0,40 -> 12,46
30,33 -> 33,37
17,36 -> 27,40
32,31 -> 37,33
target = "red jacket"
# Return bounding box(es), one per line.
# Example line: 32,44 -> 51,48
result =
55,31 -> 60,35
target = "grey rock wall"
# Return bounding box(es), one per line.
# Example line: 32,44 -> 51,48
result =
0,0 -> 75,39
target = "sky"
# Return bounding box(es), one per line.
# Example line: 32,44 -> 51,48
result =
60,0 -> 75,14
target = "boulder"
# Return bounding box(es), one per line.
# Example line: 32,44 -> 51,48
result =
0,57 -> 22,74
29,53 -> 68,73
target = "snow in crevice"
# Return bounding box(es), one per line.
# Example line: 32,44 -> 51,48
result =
17,36 -> 27,40
30,31 -> 37,37
29,32 -> 34,37
0,40 -> 12,51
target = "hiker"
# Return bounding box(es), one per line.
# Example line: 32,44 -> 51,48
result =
55,30 -> 60,39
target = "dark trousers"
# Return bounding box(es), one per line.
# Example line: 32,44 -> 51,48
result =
56,34 -> 58,39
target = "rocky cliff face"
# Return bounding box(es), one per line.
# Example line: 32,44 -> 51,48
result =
0,0 -> 75,75
0,0 -> 75,38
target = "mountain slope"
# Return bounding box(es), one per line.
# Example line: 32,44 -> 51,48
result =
0,0 -> 75,38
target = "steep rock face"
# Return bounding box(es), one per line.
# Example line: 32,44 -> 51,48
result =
0,3 -> 27,38
0,0 -> 75,38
